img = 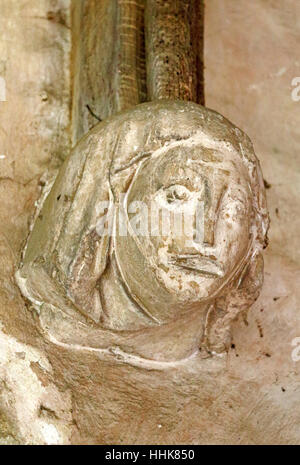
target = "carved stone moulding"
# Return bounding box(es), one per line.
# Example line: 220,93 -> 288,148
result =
16,101 -> 269,363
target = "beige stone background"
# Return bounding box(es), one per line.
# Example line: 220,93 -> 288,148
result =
0,0 -> 299,444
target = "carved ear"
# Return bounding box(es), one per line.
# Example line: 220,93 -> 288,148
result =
203,252 -> 264,353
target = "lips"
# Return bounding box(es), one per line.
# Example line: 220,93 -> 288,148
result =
169,254 -> 224,278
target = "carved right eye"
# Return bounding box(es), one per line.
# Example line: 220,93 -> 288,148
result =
155,185 -> 192,209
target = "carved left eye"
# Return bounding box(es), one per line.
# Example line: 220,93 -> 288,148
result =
154,184 -> 195,211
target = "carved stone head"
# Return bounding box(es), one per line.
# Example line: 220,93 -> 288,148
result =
16,101 -> 269,361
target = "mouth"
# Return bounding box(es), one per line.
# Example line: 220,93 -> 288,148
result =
169,254 -> 224,278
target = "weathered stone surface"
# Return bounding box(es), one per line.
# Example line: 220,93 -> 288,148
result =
145,0 -> 204,104
0,0 -> 71,182
0,0 -> 299,445
205,0 -> 300,264
71,0 -> 204,145
0,0 -> 73,444
0,330 -> 73,444
71,0 -> 147,144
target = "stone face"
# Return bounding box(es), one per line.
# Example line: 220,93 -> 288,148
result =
16,100 -> 268,361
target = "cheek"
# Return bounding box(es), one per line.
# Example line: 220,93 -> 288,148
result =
156,265 -> 214,301
216,202 -> 251,262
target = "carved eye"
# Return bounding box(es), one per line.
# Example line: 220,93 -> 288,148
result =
164,185 -> 191,204
154,184 -> 196,211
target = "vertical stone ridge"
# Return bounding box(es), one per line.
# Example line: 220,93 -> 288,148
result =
145,0 -> 205,105
115,0 -> 147,111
